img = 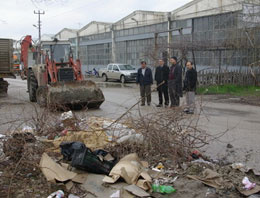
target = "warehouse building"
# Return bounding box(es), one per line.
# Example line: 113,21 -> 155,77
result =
65,0 -> 260,71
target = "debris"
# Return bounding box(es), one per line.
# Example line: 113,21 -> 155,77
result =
103,153 -> 152,190
60,111 -> 73,121
68,194 -> 80,198
103,120 -> 143,144
231,163 -> 245,170
227,143 -> 234,148
156,162 -> 164,170
124,184 -> 150,197
60,141 -> 86,161
187,169 -> 233,189
40,152 -> 77,182
3,132 -> 36,161
190,150 -> 202,160
47,190 -> 65,198
110,190 -> 120,198
238,185 -> 260,196
242,177 -> 256,190
249,194 -> 260,198
22,126 -> 34,133
191,158 -> 212,165
152,180 -> 176,194
71,146 -> 115,175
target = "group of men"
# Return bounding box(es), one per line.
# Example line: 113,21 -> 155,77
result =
136,57 -> 197,114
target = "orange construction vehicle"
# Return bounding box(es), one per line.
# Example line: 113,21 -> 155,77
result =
20,35 -> 104,109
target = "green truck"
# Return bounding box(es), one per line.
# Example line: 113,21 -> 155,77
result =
0,38 -> 15,94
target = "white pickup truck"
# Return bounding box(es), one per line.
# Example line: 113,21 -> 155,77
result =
99,63 -> 137,83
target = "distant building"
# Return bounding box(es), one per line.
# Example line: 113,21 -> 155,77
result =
55,28 -> 78,40
67,0 -> 260,71
41,34 -> 55,41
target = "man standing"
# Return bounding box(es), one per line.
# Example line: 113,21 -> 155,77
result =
183,61 -> 197,114
155,59 -> 169,107
168,57 -> 182,107
136,61 -> 153,106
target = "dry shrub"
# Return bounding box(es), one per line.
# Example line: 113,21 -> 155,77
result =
106,106 -> 209,165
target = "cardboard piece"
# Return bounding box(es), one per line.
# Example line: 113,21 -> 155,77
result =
40,153 -> 77,183
124,185 -> 150,197
40,153 -> 87,185
187,169 -> 232,189
103,153 -> 152,190
237,185 -> 260,196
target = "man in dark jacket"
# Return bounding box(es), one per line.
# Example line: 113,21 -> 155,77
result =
168,56 -> 182,107
183,61 -> 197,114
136,61 -> 153,106
155,59 -> 169,107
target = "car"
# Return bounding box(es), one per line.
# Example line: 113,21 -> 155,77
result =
99,63 -> 137,83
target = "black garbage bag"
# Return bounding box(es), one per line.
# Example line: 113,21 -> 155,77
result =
60,141 -> 86,161
71,147 -> 115,175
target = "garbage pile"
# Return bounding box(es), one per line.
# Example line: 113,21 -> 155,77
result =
1,111 -> 260,198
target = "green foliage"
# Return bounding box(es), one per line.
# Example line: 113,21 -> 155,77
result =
197,85 -> 260,96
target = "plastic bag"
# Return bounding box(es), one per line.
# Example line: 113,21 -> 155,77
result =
60,141 -> 86,161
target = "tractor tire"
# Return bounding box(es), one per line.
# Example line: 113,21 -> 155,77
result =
36,86 -> 47,107
28,70 -> 38,102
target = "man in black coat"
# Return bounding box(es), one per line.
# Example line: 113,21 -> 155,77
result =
155,59 -> 169,107
183,61 -> 197,114
168,56 -> 182,107
136,61 -> 153,106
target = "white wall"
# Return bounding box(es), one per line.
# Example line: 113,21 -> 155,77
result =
78,22 -> 111,37
171,0 -> 243,20
56,29 -> 77,40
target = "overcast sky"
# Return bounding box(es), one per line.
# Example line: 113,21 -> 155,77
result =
0,0 -> 191,40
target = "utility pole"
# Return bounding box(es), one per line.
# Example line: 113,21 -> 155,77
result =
34,10 -> 45,43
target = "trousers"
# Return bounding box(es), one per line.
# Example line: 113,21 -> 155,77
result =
168,80 -> 180,106
186,91 -> 195,112
140,85 -> 151,104
158,84 -> 169,105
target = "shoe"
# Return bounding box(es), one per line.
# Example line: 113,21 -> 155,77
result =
141,103 -> 145,106
156,104 -> 162,107
147,103 -> 151,106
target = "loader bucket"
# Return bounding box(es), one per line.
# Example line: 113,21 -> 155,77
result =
46,80 -> 105,109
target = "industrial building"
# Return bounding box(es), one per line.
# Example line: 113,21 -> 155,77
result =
56,0 -> 260,71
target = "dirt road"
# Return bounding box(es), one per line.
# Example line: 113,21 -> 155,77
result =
1,77 -> 260,172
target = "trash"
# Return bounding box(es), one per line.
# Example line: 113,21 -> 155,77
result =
21,126 -> 34,133
191,158 -> 212,165
152,168 -> 162,172
60,111 -> 73,121
190,150 -> 202,160
238,185 -> 260,196
60,141 -> 86,161
231,163 -> 245,170
156,162 -> 164,170
110,190 -> 120,198
40,153 -> 77,182
124,184 -> 150,197
152,180 -> 176,194
103,153 -> 152,190
68,194 -> 80,198
249,194 -> 260,198
226,143 -> 233,148
61,129 -> 68,136
71,146 -> 115,175
47,190 -> 64,198
103,120 -> 143,143
187,169 -> 233,189
242,177 -> 256,190
0,134 -> 5,138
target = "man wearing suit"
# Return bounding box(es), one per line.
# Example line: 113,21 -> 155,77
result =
168,56 -> 183,107
155,59 -> 169,107
136,61 -> 153,106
